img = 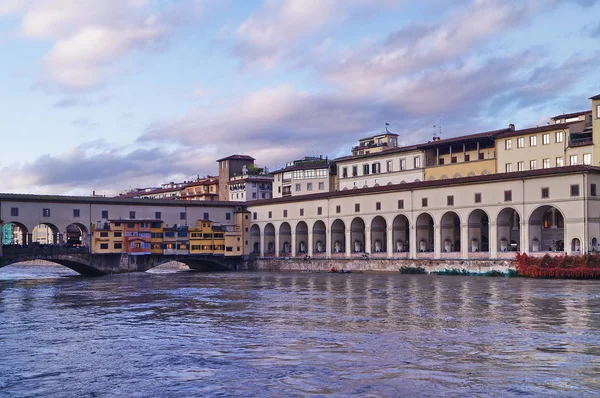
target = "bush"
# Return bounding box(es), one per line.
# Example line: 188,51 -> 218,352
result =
515,253 -> 600,278
398,266 -> 427,274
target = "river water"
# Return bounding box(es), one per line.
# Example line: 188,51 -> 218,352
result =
1,264 -> 599,397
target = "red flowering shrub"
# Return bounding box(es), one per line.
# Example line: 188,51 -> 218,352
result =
515,253 -> 600,278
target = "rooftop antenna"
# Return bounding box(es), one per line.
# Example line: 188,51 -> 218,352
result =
385,122 -> 390,133
439,118 -> 442,137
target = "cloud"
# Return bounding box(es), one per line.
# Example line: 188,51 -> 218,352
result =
233,0 -> 400,68
53,95 -> 112,108
3,0 -> 192,91
0,142 -> 216,195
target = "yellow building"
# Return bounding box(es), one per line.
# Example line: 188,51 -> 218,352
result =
189,220 -> 225,255
91,221 -> 124,254
151,222 -> 164,254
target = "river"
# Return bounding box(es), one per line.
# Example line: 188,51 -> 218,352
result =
1,263 -> 599,397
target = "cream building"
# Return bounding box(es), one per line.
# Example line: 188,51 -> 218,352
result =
248,166 -> 600,260
271,156 -> 333,198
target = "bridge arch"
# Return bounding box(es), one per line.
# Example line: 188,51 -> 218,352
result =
312,220 -> 326,254
370,216 -> 387,253
1,222 -> 28,245
528,205 -> 565,252
250,224 -> 261,254
392,214 -> 410,252
295,221 -> 308,255
440,211 -> 461,253
31,222 -> 60,245
330,219 -> 345,254
351,217 -> 365,253
65,222 -> 89,246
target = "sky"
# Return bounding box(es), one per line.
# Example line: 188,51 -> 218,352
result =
0,0 -> 599,196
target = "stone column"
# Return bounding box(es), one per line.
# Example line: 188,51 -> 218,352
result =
521,221 -> 529,253
291,231 -> 296,257
409,224 -> 417,259
434,224 -> 441,259
275,232 -> 280,257
489,221 -> 498,259
27,233 -> 33,246
345,228 -> 351,257
260,231 -> 265,257
308,229 -> 314,257
386,226 -> 393,258
365,227 -> 371,254
461,224 -> 469,259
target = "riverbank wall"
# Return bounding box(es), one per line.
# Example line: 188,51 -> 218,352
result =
249,258 -> 515,274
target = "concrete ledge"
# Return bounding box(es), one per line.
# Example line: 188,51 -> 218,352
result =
251,257 -> 515,274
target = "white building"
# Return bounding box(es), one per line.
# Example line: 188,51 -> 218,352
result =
272,156 -> 333,198
228,174 -> 273,201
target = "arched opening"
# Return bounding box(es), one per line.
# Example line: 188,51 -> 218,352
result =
312,220 -> 326,254
497,208 -> 520,252
592,237 -> 598,252
31,223 -> 60,245
1,222 -> 28,246
279,222 -> 291,255
571,238 -> 581,253
264,223 -> 275,255
250,224 -> 261,254
468,209 -> 489,252
351,217 -> 365,253
392,215 -> 410,252
440,212 -> 460,252
416,213 -> 434,252
370,216 -> 387,253
330,219 -> 345,254
528,205 -> 565,252
65,223 -> 89,247
295,221 -> 308,255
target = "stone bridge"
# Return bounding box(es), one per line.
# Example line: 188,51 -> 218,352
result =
0,247 -> 249,276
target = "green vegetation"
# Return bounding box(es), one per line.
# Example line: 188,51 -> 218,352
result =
398,266 -> 427,274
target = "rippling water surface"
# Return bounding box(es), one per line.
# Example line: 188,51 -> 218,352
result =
1,263 -> 599,397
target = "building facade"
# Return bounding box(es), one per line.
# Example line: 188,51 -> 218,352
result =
271,156 -> 333,198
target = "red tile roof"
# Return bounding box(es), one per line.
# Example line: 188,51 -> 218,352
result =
417,128 -> 511,149
550,110 -> 591,120
216,154 -> 255,162
589,94 -> 600,100
496,122 -> 573,139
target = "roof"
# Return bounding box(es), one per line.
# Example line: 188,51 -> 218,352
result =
550,110 -> 591,120
270,161 -> 331,175
108,219 -> 163,223
228,176 -> 274,184
216,154 -> 255,162
0,193 -> 236,207
334,144 -> 420,163
496,122 -> 573,139
589,94 -> 600,100
116,186 -> 183,198
359,131 -> 399,141
247,165 -> 599,206
417,127 -> 511,149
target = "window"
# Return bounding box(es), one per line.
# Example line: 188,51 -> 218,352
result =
203,212 -> 209,220
100,232 -> 109,237
318,182 -> 324,190
529,160 -> 537,170
307,182 -> 313,191
268,211 -> 272,219
517,161 -> 524,171
129,211 -> 136,219
386,160 -> 393,172
155,211 -> 161,219
478,152 -> 485,160
10,207 -> 18,217
465,154 -> 470,162
399,158 -> 406,170
252,192 -> 257,199
352,166 -> 358,177
504,190 -> 512,202
505,139 -> 512,150
584,153 -> 591,165
571,184 -> 580,197
422,198 -> 428,207
225,213 -> 231,220
372,163 -> 380,174
253,212 -> 257,220
355,203 -> 360,212
398,199 -> 404,209
336,205 -> 341,214
597,104 -> 600,119
295,183 -> 301,192
414,156 -> 421,168
517,137 -> 524,148
591,183 -> 597,197
114,232 -> 122,237
505,163 -> 512,173
447,195 -> 454,206
73,209 -> 80,218
100,243 -> 108,250
318,206 -> 323,215
300,209 -> 304,216
542,158 -> 550,169
556,131 -> 564,143
542,134 -> 550,145
342,167 -> 348,178
114,243 -> 122,249
541,187 -> 549,198
570,155 -> 578,165
179,212 -> 186,220
283,210 -> 288,218
43,208 -> 51,217
474,193 -> 481,203
363,164 -> 370,175
439,158 -> 445,165
376,202 -> 381,210
556,157 -> 564,167
530,136 -> 537,146
450,156 -> 457,164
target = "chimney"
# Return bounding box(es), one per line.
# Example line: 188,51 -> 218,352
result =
509,123 -> 515,131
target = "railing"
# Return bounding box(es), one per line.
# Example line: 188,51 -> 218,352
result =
2,245 -> 90,255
